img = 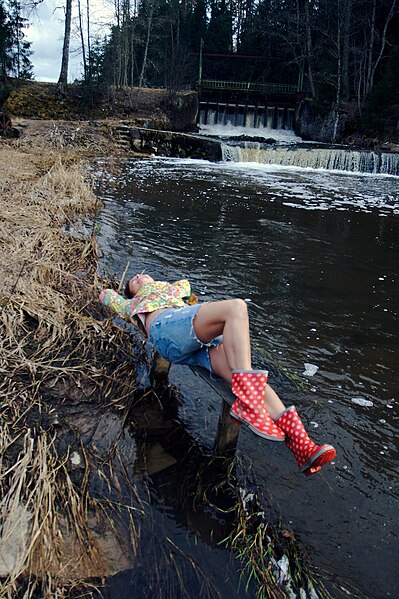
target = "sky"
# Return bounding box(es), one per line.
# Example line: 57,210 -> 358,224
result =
24,0 -> 113,82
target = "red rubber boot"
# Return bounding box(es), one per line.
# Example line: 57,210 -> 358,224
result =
275,406 -> 336,476
230,370 -> 285,441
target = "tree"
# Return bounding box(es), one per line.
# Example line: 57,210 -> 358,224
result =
8,0 -> 33,78
0,2 -> 12,81
81,0 -> 398,137
58,0 -> 73,90
364,0 -> 397,97
0,0 -> 33,81
341,0 -> 353,100
137,0 -> 158,87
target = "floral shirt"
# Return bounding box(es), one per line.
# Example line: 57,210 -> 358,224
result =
99,279 -> 191,326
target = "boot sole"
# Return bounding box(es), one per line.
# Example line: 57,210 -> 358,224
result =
302,445 -> 336,475
230,412 -> 286,442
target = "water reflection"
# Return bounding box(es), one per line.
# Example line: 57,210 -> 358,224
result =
94,157 -> 399,598
105,385 -> 347,599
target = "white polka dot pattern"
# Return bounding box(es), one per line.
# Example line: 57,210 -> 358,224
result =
230,371 -> 285,441
275,406 -> 336,476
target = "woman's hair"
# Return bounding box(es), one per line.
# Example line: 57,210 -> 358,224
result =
124,280 -> 133,299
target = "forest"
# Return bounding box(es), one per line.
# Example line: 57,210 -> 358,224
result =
1,0 -> 398,137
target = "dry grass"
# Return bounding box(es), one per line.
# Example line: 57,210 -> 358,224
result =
0,133 -> 141,597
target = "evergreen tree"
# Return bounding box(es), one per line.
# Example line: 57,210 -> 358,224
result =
0,1 -> 12,81
0,0 -> 33,81
7,0 -> 33,78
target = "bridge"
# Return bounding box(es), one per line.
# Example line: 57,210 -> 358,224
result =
199,79 -> 300,95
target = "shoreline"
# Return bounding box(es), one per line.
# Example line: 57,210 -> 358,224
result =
0,123 -> 142,594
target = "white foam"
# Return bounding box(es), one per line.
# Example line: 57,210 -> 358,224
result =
124,157 -> 399,214
351,397 -> 374,407
303,363 -> 319,376
198,123 -> 302,143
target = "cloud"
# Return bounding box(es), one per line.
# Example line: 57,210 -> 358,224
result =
24,0 -> 113,82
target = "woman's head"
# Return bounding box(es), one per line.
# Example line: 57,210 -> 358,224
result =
125,273 -> 154,298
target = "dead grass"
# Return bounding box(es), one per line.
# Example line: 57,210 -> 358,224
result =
0,132 -> 141,597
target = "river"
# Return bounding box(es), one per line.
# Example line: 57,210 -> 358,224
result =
94,156 -> 399,598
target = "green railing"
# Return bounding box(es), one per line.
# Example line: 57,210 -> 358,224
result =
199,79 -> 298,94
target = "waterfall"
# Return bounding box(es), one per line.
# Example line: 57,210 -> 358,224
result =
221,144 -> 399,176
266,107 -> 274,128
199,102 -> 294,130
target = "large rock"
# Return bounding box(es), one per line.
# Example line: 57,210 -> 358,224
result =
161,91 -> 199,131
296,99 -> 348,143
0,502 -> 32,577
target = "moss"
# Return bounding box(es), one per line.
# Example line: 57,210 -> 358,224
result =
1,82 -> 196,129
2,81 -> 172,121
4,83 -> 81,119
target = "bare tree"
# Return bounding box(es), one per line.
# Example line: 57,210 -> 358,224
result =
366,0 -> 397,94
341,0 -> 353,99
138,0 -> 155,87
303,0 -> 316,97
77,0 -> 87,79
57,0 -> 73,90
86,0 -> 91,79
353,0 -> 398,110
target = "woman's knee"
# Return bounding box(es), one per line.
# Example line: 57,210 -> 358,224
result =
227,298 -> 249,321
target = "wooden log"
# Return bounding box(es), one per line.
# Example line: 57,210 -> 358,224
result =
214,399 -> 241,455
189,366 -> 240,455
150,353 -> 240,455
150,351 -> 171,386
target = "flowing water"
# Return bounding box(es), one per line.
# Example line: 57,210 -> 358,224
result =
94,156 -> 399,598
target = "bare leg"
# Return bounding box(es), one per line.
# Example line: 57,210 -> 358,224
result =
193,299 -> 252,370
209,344 -> 286,419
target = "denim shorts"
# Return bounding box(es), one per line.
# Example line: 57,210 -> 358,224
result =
148,304 -> 223,374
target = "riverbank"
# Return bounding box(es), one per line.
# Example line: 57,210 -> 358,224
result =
0,123 -> 143,595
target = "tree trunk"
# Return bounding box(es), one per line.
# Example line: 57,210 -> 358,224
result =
130,19 -> 135,86
369,0 -> 397,92
364,0 -> 396,98
341,0 -> 352,100
77,0 -> 87,81
86,0 -> 91,81
304,0 -> 315,97
57,0 -> 73,90
365,0 -> 376,96
138,1 -> 154,88
333,5 -> 342,142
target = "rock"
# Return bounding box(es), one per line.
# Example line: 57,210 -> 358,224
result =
161,91 -> 199,131
296,99 -> 348,143
145,442 -> 177,475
